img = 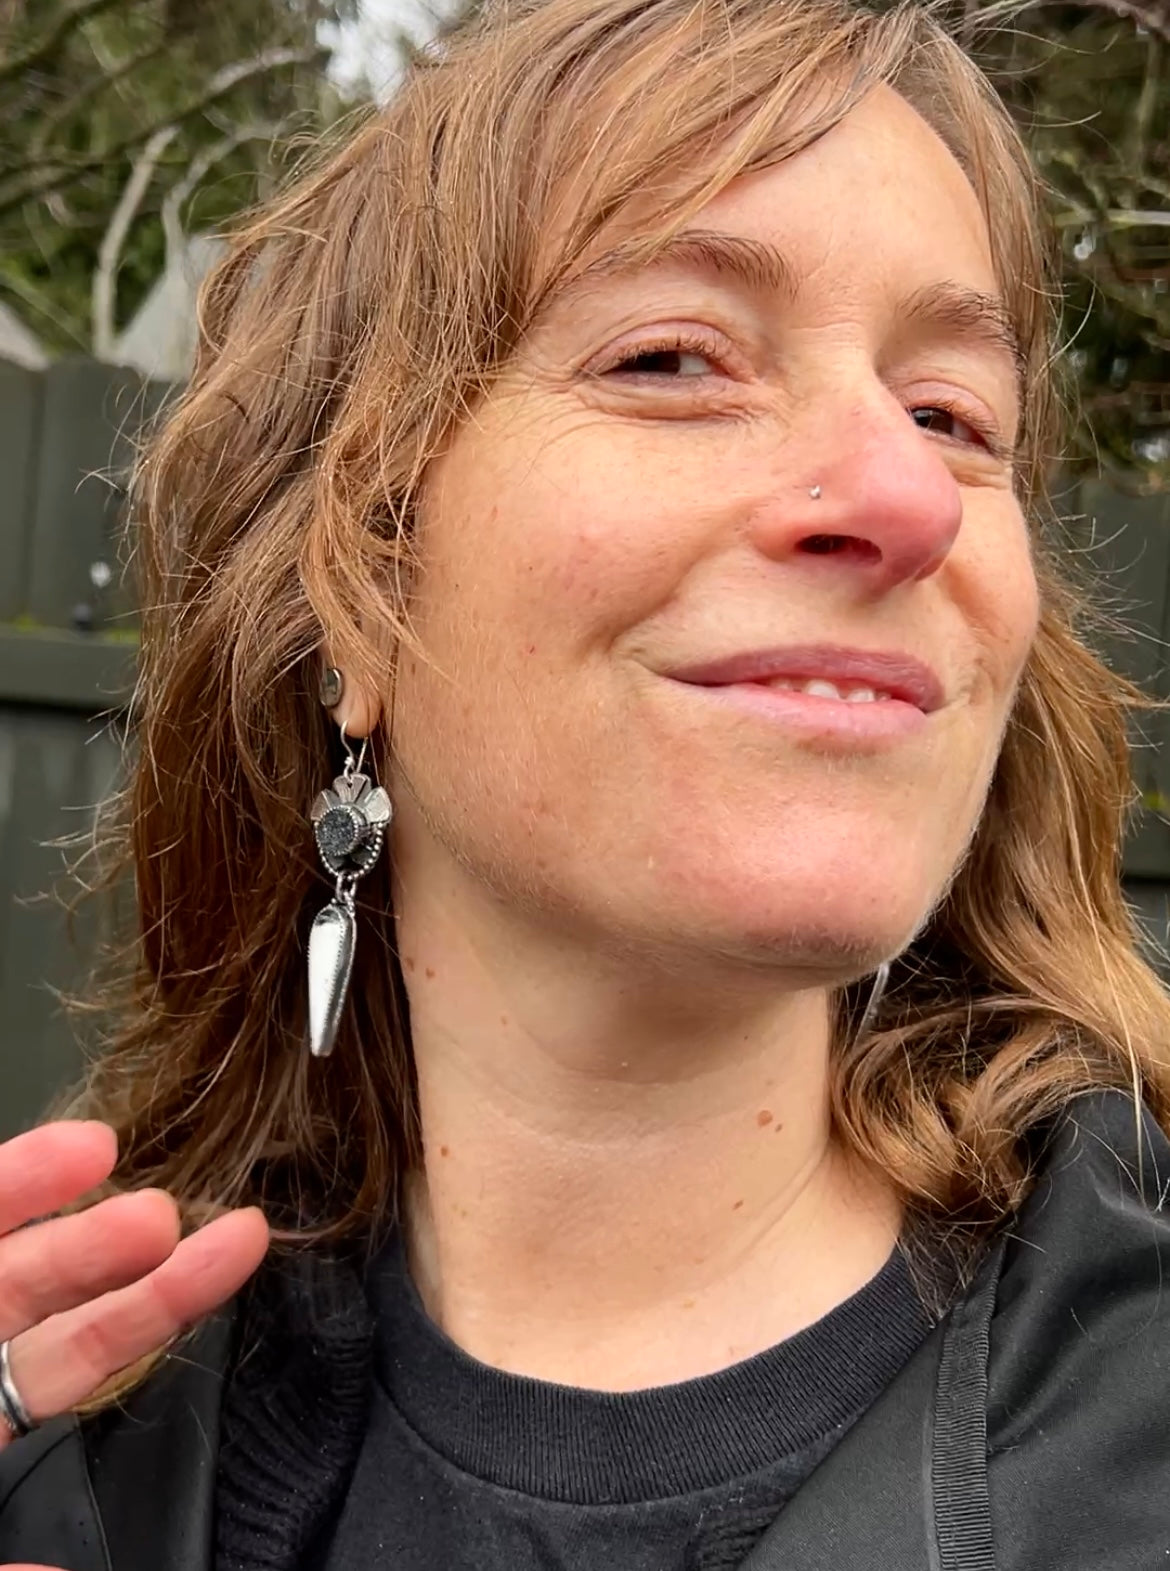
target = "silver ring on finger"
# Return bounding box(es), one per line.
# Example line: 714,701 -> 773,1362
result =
0,1339 -> 35,1439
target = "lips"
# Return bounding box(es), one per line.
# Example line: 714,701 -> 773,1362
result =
666,644 -> 945,713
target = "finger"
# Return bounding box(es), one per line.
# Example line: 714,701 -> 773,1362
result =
6,1208 -> 269,1425
0,1123 -> 117,1237
0,1189 -> 180,1345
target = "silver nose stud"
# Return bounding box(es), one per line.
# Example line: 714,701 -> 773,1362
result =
809,484 -> 822,500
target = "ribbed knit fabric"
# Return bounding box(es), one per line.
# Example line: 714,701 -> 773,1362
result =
374,1235 -> 932,1502
215,1254 -> 376,1571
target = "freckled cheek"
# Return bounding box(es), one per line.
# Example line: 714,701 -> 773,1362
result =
464,488 -> 683,653
956,517 -> 1039,704
992,559 -> 1040,694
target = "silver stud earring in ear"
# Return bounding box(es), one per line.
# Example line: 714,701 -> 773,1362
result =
319,666 -> 344,708
809,484 -> 822,500
306,724 -> 393,1057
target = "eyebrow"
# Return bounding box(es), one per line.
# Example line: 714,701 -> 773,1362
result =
894,281 -> 1026,382
571,228 -> 800,301
560,228 -> 1025,378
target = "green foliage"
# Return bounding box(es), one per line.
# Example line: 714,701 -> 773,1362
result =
0,0 -> 357,352
964,3 -> 1170,487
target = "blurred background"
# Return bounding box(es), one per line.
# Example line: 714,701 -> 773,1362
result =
0,0 -> 1167,1136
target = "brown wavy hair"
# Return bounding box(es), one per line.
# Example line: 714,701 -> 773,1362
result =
70,0 -> 1170,1274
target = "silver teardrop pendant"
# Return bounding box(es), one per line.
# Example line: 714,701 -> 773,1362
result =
307,895 -> 356,1058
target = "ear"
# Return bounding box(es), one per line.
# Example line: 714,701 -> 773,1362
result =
318,656 -> 383,739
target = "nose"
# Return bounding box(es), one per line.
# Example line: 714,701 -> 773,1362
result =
746,390 -> 964,594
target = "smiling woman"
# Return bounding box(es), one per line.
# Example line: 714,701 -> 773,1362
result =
1,1 -> 1169,1568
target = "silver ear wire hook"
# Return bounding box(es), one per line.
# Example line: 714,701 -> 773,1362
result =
339,721 -> 368,780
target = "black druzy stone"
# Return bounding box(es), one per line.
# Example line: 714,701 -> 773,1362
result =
317,803 -> 364,863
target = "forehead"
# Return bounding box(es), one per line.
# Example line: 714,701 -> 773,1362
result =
698,86 -> 997,288
551,85 -> 1001,316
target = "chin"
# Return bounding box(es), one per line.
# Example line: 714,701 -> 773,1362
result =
645,853 -> 943,983
725,909 -> 920,985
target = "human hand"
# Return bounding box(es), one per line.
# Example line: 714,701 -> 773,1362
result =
0,1119 -> 268,1453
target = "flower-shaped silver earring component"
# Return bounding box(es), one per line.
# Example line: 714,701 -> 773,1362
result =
311,758 -> 392,879
306,732 -> 392,1058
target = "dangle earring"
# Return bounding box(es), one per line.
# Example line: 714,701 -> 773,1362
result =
306,723 -> 393,1057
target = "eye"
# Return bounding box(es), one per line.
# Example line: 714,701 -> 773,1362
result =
597,333 -> 724,380
612,347 -> 711,376
910,404 -> 989,448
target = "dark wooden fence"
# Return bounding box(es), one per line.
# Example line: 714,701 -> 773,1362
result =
0,359 -> 167,1139
2,359 -> 1170,1139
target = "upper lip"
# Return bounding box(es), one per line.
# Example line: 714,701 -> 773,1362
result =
666,644 -> 945,713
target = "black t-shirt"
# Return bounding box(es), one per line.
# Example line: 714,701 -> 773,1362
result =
321,1236 -> 937,1570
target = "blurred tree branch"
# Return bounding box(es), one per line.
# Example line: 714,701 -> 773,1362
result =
0,0 -> 355,354
1,44 -> 327,216
1038,0 -> 1170,40
91,121 -> 175,356
0,0 -> 131,86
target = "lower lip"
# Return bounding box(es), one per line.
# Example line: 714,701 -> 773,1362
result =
671,681 -> 929,742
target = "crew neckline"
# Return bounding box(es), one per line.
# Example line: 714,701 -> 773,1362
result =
369,1236 -> 935,1503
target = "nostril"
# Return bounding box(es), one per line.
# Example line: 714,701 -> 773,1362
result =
798,534 -> 881,563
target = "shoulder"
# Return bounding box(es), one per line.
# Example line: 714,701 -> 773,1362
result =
0,1307 -> 235,1571
987,1089 -> 1170,1567
0,1415 -> 108,1570
0,1248 -> 373,1571
996,1086 -> 1170,1345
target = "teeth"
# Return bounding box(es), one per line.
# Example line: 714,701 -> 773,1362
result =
765,677 -> 887,702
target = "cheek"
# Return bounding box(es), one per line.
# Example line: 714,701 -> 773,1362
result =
999,557 -> 1040,701
389,445 -> 650,817
413,437 -> 697,677
960,504 -> 1040,707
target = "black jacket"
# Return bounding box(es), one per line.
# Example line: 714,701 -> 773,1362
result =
2,1089 -> 1169,1571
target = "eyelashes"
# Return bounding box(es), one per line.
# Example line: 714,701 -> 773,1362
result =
591,331 -> 1015,461
598,332 -> 730,380
909,402 -> 1014,463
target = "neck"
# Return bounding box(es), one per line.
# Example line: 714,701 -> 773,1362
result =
395,865 -> 902,1392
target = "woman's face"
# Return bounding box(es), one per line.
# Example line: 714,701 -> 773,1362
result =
388,85 -> 1038,981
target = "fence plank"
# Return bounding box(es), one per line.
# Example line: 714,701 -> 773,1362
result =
0,361 -> 44,621
0,704 -> 122,1138
1076,481 -> 1170,880
1076,480 -> 1170,692
26,361 -> 171,632
0,627 -> 135,709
